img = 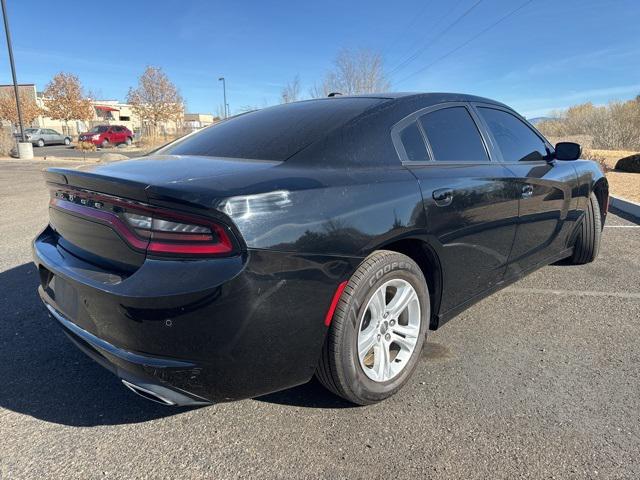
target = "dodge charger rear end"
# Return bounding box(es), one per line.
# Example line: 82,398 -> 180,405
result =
33,93 -> 608,406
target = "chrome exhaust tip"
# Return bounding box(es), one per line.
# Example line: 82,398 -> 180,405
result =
121,379 -> 176,406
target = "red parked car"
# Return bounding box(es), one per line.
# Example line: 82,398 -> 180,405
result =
79,125 -> 133,147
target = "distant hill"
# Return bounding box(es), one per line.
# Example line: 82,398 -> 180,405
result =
528,116 -> 554,125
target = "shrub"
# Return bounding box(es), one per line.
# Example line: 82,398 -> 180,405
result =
581,148 -> 609,174
76,141 -> 97,151
615,154 -> 640,173
536,96 -> 640,151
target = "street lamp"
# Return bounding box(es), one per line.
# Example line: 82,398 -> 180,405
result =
1,0 -> 25,142
218,77 -> 228,118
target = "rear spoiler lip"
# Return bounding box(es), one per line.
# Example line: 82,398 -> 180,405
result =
44,168 -> 150,203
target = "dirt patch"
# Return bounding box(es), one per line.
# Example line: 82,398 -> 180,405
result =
585,149 -> 640,202
607,171 -> 640,203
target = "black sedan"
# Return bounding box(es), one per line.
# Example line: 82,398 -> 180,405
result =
33,93 -> 608,406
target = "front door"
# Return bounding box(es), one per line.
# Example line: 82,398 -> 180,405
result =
472,104 -> 578,276
395,104 -> 520,314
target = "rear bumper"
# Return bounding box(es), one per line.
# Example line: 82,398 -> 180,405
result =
44,302 -> 210,406
33,226 -> 359,403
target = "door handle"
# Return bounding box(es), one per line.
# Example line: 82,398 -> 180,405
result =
521,185 -> 534,199
433,188 -> 454,206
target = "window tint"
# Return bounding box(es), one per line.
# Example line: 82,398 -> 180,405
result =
162,98 -> 383,161
399,122 -> 429,162
419,107 -> 488,162
477,107 -> 547,162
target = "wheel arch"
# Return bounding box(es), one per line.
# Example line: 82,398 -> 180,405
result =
375,237 -> 443,330
592,176 -> 609,226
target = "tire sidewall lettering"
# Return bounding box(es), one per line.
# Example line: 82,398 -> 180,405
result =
368,261 -> 412,287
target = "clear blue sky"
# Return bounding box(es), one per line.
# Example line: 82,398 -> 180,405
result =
1,0 -> 638,117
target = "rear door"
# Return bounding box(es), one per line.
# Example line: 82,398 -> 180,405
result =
43,128 -> 56,145
394,103 -> 520,314
472,104 -> 578,276
114,126 -> 126,143
49,129 -> 63,144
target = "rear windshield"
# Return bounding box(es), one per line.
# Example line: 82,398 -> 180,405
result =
161,98 -> 383,161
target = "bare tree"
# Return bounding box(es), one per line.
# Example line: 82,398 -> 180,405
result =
281,75 -> 301,103
127,66 -> 184,136
310,48 -> 391,98
43,73 -> 94,134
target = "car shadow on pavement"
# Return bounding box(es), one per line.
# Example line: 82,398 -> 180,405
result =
256,377 -> 356,409
0,263 -> 196,427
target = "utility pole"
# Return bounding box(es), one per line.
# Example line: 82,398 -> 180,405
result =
1,0 -> 25,142
218,76 -> 228,118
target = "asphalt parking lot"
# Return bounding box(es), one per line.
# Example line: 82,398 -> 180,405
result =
1,159 -> 639,479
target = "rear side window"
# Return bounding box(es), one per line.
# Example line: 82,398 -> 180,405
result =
477,107 -> 547,162
162,98 -> 383,161
399,122 -> 429,162
419,107 -> 488,162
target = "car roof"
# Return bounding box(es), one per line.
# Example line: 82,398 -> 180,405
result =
318,91 -> 509,107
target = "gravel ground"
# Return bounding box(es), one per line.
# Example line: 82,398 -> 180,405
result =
1,160 -> 639,479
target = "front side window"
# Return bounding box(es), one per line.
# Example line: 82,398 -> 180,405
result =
477,107 -> 547,162
419,107 -> 488,162
399,122 -> 429,162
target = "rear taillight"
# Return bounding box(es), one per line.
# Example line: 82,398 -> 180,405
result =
50,188 -> 235,257
122,211 -> 233,255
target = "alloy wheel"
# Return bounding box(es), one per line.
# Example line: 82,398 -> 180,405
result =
357,279 -> 421,382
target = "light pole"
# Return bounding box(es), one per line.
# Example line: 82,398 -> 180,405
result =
1,0 -> 25,142
218,76 -> 228,118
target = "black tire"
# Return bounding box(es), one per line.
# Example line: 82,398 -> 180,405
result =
570,192 -> 602,264
125,137 -> 132,146
64,137 -> 71,145
101,139 -> 110,148
316,250 -> 429,405
36,138 -> 45,147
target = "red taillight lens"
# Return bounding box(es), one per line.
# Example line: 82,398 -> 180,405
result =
122,212 -> 233,255
51,188 -> 235,257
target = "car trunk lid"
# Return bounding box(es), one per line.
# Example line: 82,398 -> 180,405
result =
44,155 -> 278,270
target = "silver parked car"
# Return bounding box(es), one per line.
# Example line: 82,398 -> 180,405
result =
15,128 -> 72,147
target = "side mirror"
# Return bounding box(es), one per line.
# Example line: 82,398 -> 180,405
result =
554,142 -> 581,161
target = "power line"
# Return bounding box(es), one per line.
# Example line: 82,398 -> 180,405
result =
381,0 -> 434,59
395,0 -> 535,86
389,0 -> 484,78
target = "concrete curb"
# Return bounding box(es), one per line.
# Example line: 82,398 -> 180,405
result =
610,195 -> 640,220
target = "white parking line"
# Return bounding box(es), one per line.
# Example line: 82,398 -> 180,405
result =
605,225 -> 640,228
502,288 -> 640,300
